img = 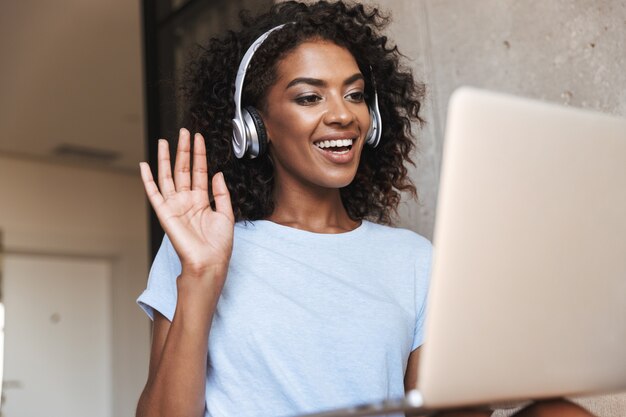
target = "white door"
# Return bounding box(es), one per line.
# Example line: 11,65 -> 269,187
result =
1,253 -> 112,417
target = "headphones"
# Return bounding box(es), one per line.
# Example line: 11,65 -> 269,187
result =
232,24 -> 383,159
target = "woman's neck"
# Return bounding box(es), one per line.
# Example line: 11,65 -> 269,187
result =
266,178 -> 360,234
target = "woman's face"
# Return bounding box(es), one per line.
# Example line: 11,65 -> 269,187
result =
261,39 -> 371,192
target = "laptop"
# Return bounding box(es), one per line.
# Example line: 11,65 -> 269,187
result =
295,87 -> 626,416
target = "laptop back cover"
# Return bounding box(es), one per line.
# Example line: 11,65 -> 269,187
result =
419,87 -> 626,408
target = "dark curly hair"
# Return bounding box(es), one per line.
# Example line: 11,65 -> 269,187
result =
182,0 -> 425,224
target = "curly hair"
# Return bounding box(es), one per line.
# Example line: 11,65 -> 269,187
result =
182,0 -> 425,224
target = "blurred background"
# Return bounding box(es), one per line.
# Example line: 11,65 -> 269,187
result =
0,0 -> 624,416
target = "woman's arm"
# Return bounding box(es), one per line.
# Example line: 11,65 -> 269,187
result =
136,129 -> 234,417
404,347 -> 421,392
136,273 -> 222,417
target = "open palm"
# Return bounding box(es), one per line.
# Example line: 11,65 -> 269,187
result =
140,128 -> 234,278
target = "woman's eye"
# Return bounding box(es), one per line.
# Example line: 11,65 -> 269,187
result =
346,91 -> 365,102
295,95 -> 322,105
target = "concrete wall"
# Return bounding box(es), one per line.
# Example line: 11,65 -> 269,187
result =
377,0 -> 626,241
0,156 -> 150,416
367,1 -> 626,415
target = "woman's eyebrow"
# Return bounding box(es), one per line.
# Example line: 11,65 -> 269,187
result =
286,77 -> 325,89
285,73 -> 365,89
343,73 -> 365,86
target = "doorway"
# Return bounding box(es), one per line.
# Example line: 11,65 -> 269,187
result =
1,252 -> 112,417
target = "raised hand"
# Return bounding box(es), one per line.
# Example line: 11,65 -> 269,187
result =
140,128 -> 235,280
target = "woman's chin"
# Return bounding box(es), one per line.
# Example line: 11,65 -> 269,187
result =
317,171 -> 358,190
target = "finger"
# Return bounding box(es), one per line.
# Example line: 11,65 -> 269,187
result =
157,139 -> 176,197
212,172 -> 234,223
174,128 -> 191,192
191,133 -> 208,192
140,162 -> 166,209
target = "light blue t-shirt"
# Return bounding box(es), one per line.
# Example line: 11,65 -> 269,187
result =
137,220 -> 431,417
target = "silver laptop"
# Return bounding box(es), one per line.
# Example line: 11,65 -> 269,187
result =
295,87 -> 626,416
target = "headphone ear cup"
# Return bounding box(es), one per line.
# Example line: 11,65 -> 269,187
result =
365,104 -> 375,145
365,103 -> 382,147
242,106 -> 268,158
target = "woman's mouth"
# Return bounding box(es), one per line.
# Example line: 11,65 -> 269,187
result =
312,138 -> 357,164
314,138 -> 354,154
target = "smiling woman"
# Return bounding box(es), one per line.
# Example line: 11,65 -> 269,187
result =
136,3 -> 430,417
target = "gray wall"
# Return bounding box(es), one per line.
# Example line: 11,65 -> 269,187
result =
378,0 -> 626,241
376,1 -> 626,415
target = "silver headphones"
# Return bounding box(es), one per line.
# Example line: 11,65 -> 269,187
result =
232,24 -> 383,159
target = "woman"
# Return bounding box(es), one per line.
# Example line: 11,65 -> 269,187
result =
136,2 -> 596,417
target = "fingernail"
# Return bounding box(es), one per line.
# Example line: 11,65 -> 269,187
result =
180,128 -> 187,135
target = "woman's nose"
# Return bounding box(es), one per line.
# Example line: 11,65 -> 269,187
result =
323,95 -> 356,126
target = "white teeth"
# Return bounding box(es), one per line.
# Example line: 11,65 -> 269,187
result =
315,138 -> 354,149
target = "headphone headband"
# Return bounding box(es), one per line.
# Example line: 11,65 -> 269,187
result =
232,24 -> 289,159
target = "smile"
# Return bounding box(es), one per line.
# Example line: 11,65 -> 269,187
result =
314,138 -> 354,154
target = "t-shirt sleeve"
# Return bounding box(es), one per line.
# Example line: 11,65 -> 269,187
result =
411,239 -> 433,351
136,234 -> 181,322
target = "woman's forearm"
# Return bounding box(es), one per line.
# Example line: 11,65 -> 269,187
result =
136,272 -> 224,417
